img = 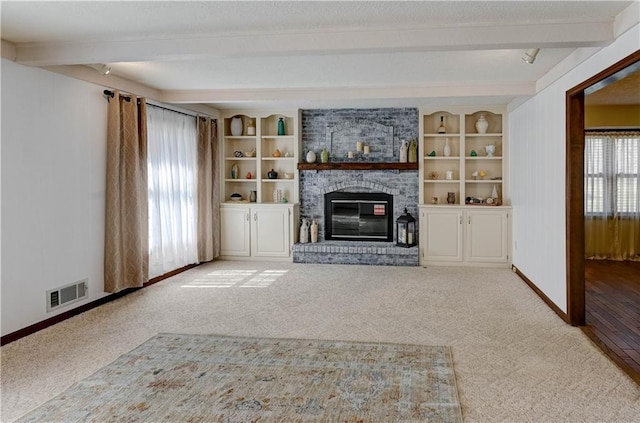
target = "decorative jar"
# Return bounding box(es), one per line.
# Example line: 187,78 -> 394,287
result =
475,113 -> 489,134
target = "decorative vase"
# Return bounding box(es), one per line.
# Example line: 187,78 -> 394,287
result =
230,116 -> 243,136
399,140 -> 408,163
443,138 -> 451,157
438,116 -> 446,134
447,192 -> 456,204
408,139 -> 417,163
267,169 -> 278,179
310,220 -> 318,243
249,190 -> 257,202
306,150 -> 317,163
231,163 -> 239,179
491,185 -> 499,199
475,113 -> 489,134
277,117 -> 285,136
299,219 -> 310,243
321,148 -> 329,163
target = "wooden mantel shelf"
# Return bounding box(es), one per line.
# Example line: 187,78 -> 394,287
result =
297,162 -> 418,171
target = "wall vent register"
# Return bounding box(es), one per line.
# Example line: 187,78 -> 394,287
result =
46,279 -> 88,312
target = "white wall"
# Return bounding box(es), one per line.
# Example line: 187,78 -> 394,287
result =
1,59 -> 109,336
508,24 -> 640,312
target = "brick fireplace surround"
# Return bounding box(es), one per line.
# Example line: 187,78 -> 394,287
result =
292,108 -> 419,266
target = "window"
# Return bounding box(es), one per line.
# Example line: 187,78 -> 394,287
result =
585,131 -> 639,216
147,105 -> 198,278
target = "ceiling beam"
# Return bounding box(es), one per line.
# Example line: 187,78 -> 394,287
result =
13,21 -> 613,66
160,82 -> 536,104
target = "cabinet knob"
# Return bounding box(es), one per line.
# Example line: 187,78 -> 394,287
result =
254,213 -> 257,221
246,213 -> 250,221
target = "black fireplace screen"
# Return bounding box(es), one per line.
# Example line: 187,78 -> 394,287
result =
324,192 -> 393,242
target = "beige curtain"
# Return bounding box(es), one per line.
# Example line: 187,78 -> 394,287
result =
585,131 -> 640,261
104,91 -> 149,293
197,117 -> 220,261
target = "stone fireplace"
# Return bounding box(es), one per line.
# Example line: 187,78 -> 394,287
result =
293,108 -> 419,266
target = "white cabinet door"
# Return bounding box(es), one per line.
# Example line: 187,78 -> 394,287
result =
251,207 -> 291,257
423,209 -> 463,262
466,210 -> 509,263
220,206 -> 251,256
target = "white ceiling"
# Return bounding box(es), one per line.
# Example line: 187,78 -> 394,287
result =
1,1 -> 636,110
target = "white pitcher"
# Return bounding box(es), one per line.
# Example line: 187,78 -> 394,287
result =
399,140 -> 408,163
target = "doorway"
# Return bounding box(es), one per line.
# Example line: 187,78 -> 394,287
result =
566,50 -> 640,383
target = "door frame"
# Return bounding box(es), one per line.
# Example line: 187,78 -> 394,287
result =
565,49 -> 640,326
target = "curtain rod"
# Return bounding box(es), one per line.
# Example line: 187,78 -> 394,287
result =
585,127 -> 640,132
102,90 -> 215,121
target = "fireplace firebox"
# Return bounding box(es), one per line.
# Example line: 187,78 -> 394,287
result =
324,192 -> 393,242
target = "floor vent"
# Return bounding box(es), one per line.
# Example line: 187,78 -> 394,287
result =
47,279 -> 88,312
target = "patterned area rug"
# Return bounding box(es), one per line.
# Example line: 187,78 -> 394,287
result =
17,334 -> 462,422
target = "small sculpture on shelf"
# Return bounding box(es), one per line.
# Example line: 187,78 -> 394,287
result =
447,192 -> 456,204
485,144 -> 495,157
245,172 -> 252,179
428,171 -> 439,180
267,169 -> 278,179
272,149 -> 281,157
470,150 -> 478,157
428,150 -> 436,157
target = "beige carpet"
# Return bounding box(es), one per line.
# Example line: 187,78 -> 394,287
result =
2,261 -> 639,422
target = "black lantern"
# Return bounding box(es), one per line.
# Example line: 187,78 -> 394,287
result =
396,208 -> 416,247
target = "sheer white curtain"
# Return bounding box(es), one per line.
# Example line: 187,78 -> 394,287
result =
585,131 -> 640,261
147,105 -> 199,277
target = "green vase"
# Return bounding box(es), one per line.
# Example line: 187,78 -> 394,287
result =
408,140 -> 417,163
321,148 -> 329,163
277,117 -> 285,136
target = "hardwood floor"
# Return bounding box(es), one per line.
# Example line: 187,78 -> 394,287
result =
583,259 -> 640,385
